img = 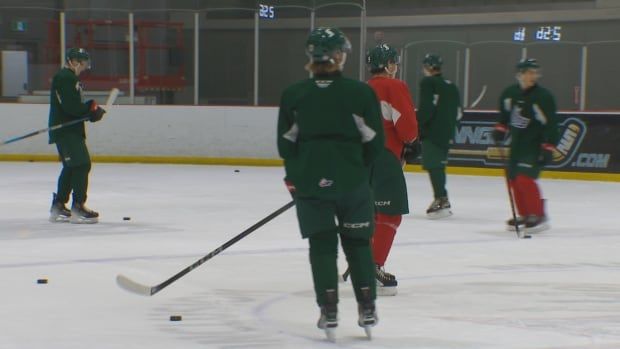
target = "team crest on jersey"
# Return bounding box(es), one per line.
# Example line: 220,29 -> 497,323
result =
510,104 -> 530,129
318,178 -> 334,187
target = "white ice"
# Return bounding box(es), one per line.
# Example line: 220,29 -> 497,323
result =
1,161 -> 619,349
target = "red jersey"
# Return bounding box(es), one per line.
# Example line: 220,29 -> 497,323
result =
367,76 -> 418,159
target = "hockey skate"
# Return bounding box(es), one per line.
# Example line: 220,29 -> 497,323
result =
357,286 -> 378,339
70,203 -> 99,224
506,216 -> 526,231
426,197 -> 452,219
376,265 -> 397,296
523,215 -> 549,233
49,193 -> 71,223
317,289 -> 338,342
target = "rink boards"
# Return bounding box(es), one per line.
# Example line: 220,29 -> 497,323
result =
0,104 -> 618,181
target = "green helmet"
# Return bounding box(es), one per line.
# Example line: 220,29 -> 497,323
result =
66,48 -> 90,63
516,58 -> 540,72
366,44 -> 400,70
306,27 -> 352,63
422,53 -> 443,69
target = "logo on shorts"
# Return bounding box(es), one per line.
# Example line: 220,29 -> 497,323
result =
343,221 -> 370,229
318,178 -> 334,187
375,200 -> 391,206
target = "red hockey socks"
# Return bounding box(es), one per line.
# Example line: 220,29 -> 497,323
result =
511,174 -> 544,217
371,213 -> 402,266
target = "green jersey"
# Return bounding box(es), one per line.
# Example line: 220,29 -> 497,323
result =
278,73 -> 385,199
48,68 -> 91,144
417,74 -> 462,148
498,84 -> 560,162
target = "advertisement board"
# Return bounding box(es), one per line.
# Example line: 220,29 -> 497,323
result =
447,111 -> 620,173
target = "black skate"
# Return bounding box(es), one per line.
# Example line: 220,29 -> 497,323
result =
506,216 -> 526,231
49,193 -> 71,223
524,215 -> 549,233
426,197 -> 452,219
317,289 -> 338,342
70,203 -> 99,224
357,286 -> 378,339
376,265 -> 397,296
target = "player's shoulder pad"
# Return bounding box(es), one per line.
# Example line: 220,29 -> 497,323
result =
56,68 -> 79,83
393,78 -> 409,89
343,76 -> 375,92
420,75 -> 436,88
535,85 -> 554,98
282,78 -> 311,94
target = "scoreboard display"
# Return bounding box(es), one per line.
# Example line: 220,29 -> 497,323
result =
259,4 -> 275,19
513,26 -> 562,42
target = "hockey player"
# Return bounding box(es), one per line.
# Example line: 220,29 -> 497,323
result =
48,48 -> 106,224
417,53 -> 462,219
365,44 -> 418,295
277,27 -> 385,341
493,58 -> 559,233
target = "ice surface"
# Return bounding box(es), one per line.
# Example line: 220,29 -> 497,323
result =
1,162 -> 619,349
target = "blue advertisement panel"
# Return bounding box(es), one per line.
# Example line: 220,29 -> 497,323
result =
448,111 -> 620,173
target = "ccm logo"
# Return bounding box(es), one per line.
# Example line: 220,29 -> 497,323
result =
343,222 -> 371,229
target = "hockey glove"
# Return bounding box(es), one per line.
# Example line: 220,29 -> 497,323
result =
492,123 -> 508,144
402,139 -> 421,164
90,107 -> 106,122
85,100 -> 106,122
284,178 -> 296,199
538,143 -> 557,166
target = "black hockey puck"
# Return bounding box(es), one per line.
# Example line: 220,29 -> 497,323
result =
169,315 -> 182,321
523,235 -> 532,239
37,278 -> 48,284
123,217 -> 131,221
234,169 -> 240,173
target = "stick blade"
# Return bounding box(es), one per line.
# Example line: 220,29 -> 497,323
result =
116,274 -> 153,296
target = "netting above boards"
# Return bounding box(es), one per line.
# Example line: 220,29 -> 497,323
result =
0,0 -> 365,17
127,0 -> 366,12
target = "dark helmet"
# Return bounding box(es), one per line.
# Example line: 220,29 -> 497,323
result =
366,44 -> 400,70
516,58 -> 540,72
306,27 -> 352,63
422,53 -> 443,70
66,48 -> 90,63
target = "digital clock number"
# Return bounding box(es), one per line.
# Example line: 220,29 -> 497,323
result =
259,4 -> 275,19
513,27 -> 526,42
535,26 -> 562,41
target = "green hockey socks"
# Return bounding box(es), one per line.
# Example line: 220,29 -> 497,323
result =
429,168 -> 448,198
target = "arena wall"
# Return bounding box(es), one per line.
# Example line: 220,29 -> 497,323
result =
1,104 -> 618,181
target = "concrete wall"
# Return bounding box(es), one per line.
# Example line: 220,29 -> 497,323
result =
0,103 -> 280,159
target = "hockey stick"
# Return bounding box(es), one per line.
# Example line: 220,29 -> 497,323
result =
1,88 -> 119,147
469,85 -> 487,108
500,147 -> 529,239
116,200 -> 296,296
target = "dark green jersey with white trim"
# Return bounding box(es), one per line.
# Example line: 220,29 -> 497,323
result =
278,73 -> 385,198
417,74 -> 462,147
498,84 -> 560,159
48,68 -> 90,143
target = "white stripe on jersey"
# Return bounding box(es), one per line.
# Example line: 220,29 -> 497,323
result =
380,100 -> 402,125
352,114 -> 377,143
